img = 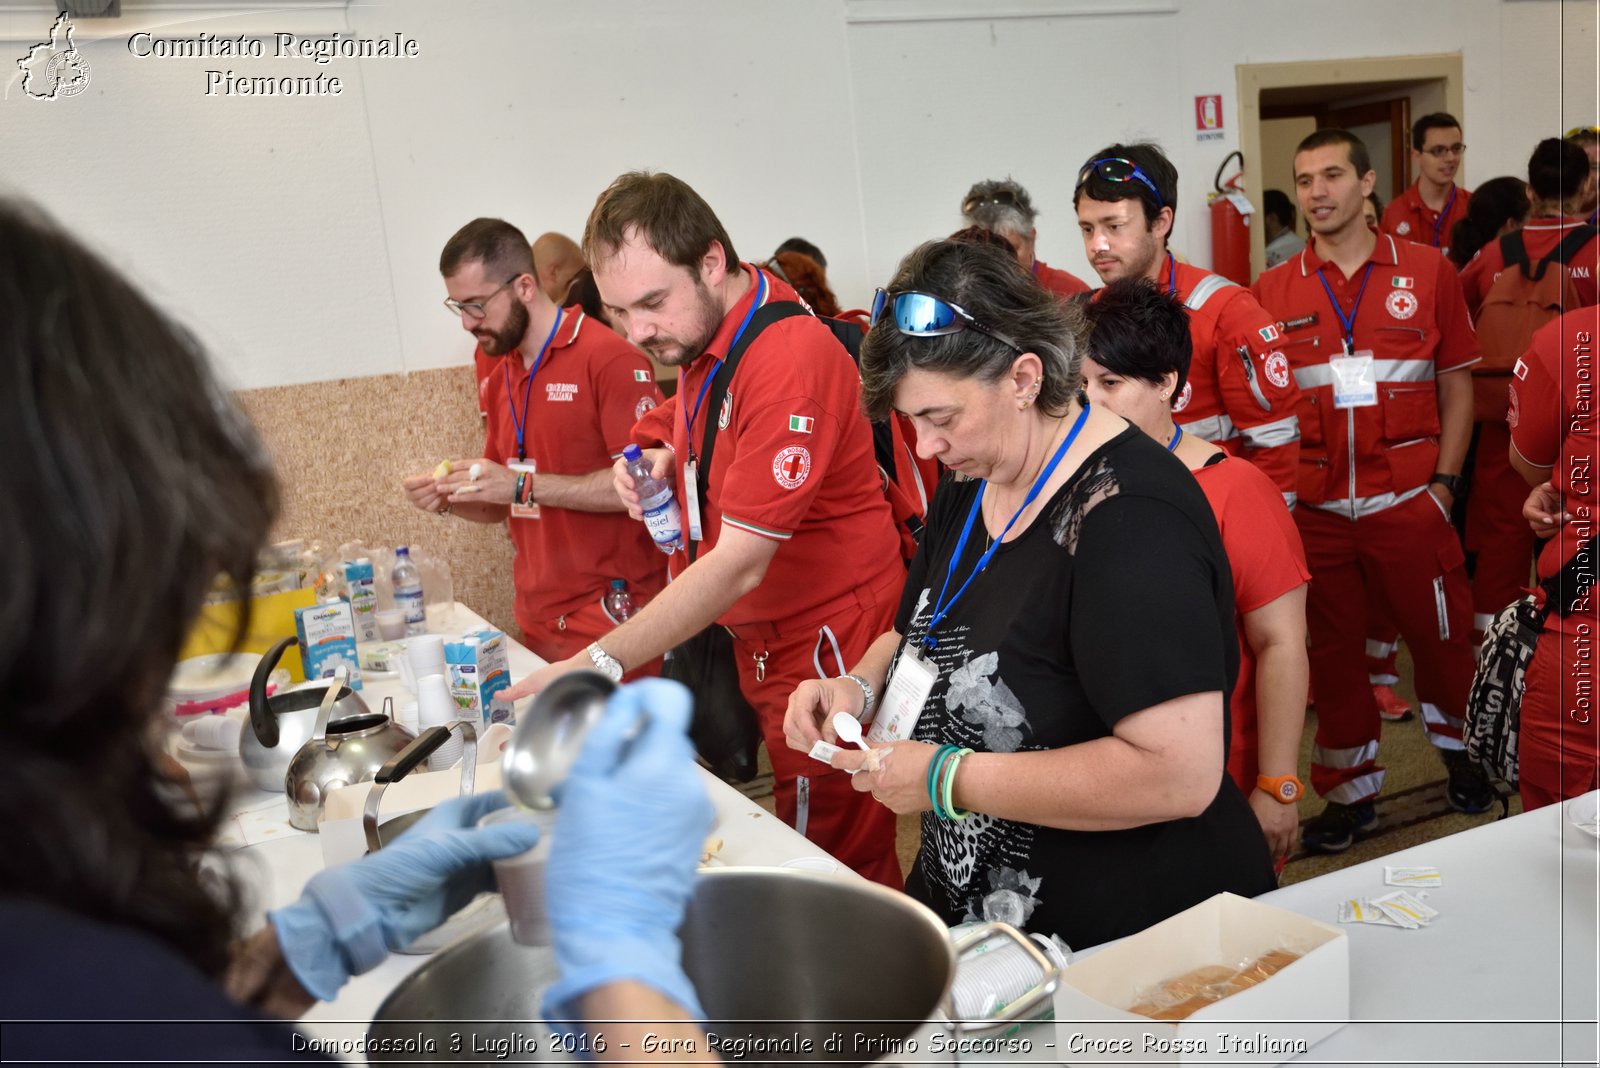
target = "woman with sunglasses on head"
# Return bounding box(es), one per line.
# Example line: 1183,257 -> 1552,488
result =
1081,278 -> 1311,866
783,240 -> 1275,949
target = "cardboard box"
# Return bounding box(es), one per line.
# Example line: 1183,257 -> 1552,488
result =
445,628 -> 510,723
294,601 -> 363,690
1052,892 -> 1348,1065
341,558 -> 378,642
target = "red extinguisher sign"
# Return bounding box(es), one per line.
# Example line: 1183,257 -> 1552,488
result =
1195,94 -> 1224,142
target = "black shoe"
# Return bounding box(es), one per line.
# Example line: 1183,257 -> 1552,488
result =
1301,801 -> 1378,854
1442,749 -> 1494,814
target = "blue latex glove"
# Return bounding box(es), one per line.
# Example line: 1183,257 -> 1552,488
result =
541,678 -> 714,1026
270,790 -> 540,1000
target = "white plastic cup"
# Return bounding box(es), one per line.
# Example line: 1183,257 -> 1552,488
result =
181,713 -> 243,751
406,634 -> 446,691
376,608 -> 407,641
416,673 -> 463,770
949,926 -> 1071,1022
479,807 -> 557,946
394,700 -> 420,735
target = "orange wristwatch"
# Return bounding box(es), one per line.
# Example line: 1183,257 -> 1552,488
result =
1257,773 -> 1305,804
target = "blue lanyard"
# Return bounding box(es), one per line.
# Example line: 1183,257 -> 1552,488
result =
1164,253 -> 1178,296
922,403 -> 1092,650
1167,424 -> 1183,452
1430,185 -> 1457,249
682,271 -> 767,457
1315,264 -> 1374,354
503,309 -> 564,461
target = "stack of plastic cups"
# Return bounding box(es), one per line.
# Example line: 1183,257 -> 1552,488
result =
403,634 -> 446,694
416,673 -> 463,770
949,925 -> 1071,1023
479,807 -> 559,945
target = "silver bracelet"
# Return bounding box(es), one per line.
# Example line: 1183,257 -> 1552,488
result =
839,673 -> 877,719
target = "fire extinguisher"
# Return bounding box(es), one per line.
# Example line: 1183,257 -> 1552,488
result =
1209,149 -> 1252,286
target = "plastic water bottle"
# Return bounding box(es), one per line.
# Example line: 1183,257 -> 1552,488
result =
603,579 -> 635,624
392,546 -> 426,636
623,444 -> 682,554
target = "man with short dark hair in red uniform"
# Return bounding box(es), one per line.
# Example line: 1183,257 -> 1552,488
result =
1255,129 -> 1489,853
1459,138 -> 1599,640
505,173 -> 906,888
1076,141 -> 1302,506
1382,112 -> 1472,258
404,217 -> 668,665
961,178 -> 1091,298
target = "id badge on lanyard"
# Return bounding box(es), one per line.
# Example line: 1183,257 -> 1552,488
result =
508,459 -> 539,520
683,459 -> 705,542
866,648 -> 938,744
1330,349 -> 1378,409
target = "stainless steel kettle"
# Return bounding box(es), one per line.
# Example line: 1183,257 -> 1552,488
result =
284,685 -> 416,832
241,636 -> 378,793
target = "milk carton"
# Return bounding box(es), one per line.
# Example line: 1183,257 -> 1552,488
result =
341,558 -> 379,642
445,629 -> 509,723
294,601 -> 363,690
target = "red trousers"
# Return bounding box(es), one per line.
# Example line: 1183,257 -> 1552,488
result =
729,567 -> 905,890
520,599 -> 663,680
1518,616 -> 1600,810
1466,421 -> 1539,633
1298,491 -> 1476,804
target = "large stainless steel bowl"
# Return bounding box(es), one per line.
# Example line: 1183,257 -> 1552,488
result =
369,867 -> 959,1065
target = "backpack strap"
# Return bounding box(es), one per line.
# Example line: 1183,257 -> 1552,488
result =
1543,223 -> 1599,269
686,299 -> 810,564
1498,229 -> 1533,277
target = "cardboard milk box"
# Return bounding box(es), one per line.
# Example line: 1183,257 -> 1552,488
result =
341,558 -> 379,642
445,628 -> 510,723
294,601 -> 363,690
1052,892 -> 1348,1065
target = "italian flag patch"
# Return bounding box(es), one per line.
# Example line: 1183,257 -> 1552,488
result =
633,369 -> 653,382
1391,276 -> 1414,289
789,414 -> 814,433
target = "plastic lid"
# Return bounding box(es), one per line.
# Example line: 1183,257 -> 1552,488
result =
396,546 -> 410,556
622,443 -> 642,461
610,579 -> 627,590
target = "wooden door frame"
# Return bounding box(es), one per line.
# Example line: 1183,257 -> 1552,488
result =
1237,54 -> 1463,279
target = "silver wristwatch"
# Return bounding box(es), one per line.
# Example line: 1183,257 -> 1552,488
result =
839,673 -> 877,718
586,641 -> 624,683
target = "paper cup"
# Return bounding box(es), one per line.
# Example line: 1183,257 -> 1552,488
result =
479,807 -> 557,946
376,609 -> 407,641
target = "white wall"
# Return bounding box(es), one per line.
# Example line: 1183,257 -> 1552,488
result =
1,0 -> 1595,392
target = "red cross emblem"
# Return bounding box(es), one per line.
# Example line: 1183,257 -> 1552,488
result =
772,445 -> 812,490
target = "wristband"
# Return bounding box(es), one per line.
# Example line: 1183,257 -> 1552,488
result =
940,748 -> 974,821
926,744 -> 960,816
514,471 -> 527,505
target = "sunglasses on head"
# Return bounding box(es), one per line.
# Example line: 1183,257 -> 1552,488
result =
1075,157 -> 1165,208
870,289 -> 1025,354
961,189 -> 1023,216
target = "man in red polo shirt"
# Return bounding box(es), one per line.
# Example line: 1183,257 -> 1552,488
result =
505,173 -> 906,888
1381,113 -> 1472,259
1459,138 -> 1599,638
1254,129 -> 1488,853
1076,141 -> 1302,506
961,178 -> 1091,298
403,217 -> 667,664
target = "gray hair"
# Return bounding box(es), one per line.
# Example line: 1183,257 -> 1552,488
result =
961,177 -> 1037,237
859,240 -> 1083,421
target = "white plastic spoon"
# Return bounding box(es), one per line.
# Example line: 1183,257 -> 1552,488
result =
832,711 -> 871,751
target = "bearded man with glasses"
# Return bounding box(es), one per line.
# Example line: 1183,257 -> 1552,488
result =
1382,112 -> 1472,257
1075,141 -> 1302,509
402,217 -> 668,667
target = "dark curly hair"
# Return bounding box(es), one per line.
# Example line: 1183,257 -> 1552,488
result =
0,200 -> 279,978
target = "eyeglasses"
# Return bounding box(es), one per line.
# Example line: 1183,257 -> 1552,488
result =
1565,126 -> 1600,138
443,276 -> 519,320
871,289 -> 1024,354
1075,157 -> 1165,208
1421,143 -> 1466,159
961,188 -> 1024,216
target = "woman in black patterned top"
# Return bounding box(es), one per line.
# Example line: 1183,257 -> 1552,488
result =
783,240 -> 1273,949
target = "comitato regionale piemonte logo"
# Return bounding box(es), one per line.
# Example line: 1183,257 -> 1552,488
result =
17,13 -> 92,101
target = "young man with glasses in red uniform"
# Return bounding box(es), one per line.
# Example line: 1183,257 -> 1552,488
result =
1254,129 -> 1490,853
404,218 -> 668,666
1382,113 -> 1472,259
503,173 -> 906,889
1074,142 -> 1302,508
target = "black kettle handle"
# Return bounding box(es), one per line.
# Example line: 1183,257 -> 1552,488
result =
248,636 -> 297,749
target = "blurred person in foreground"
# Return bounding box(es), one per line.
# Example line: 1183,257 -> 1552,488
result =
0,198 -> 710,1062
785,239 -> 1273,947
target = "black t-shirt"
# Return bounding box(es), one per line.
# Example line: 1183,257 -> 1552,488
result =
895,427 -> 1275,949
2,897 -> 329,1064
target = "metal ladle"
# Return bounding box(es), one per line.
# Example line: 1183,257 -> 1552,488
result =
500,670 -> 618,809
